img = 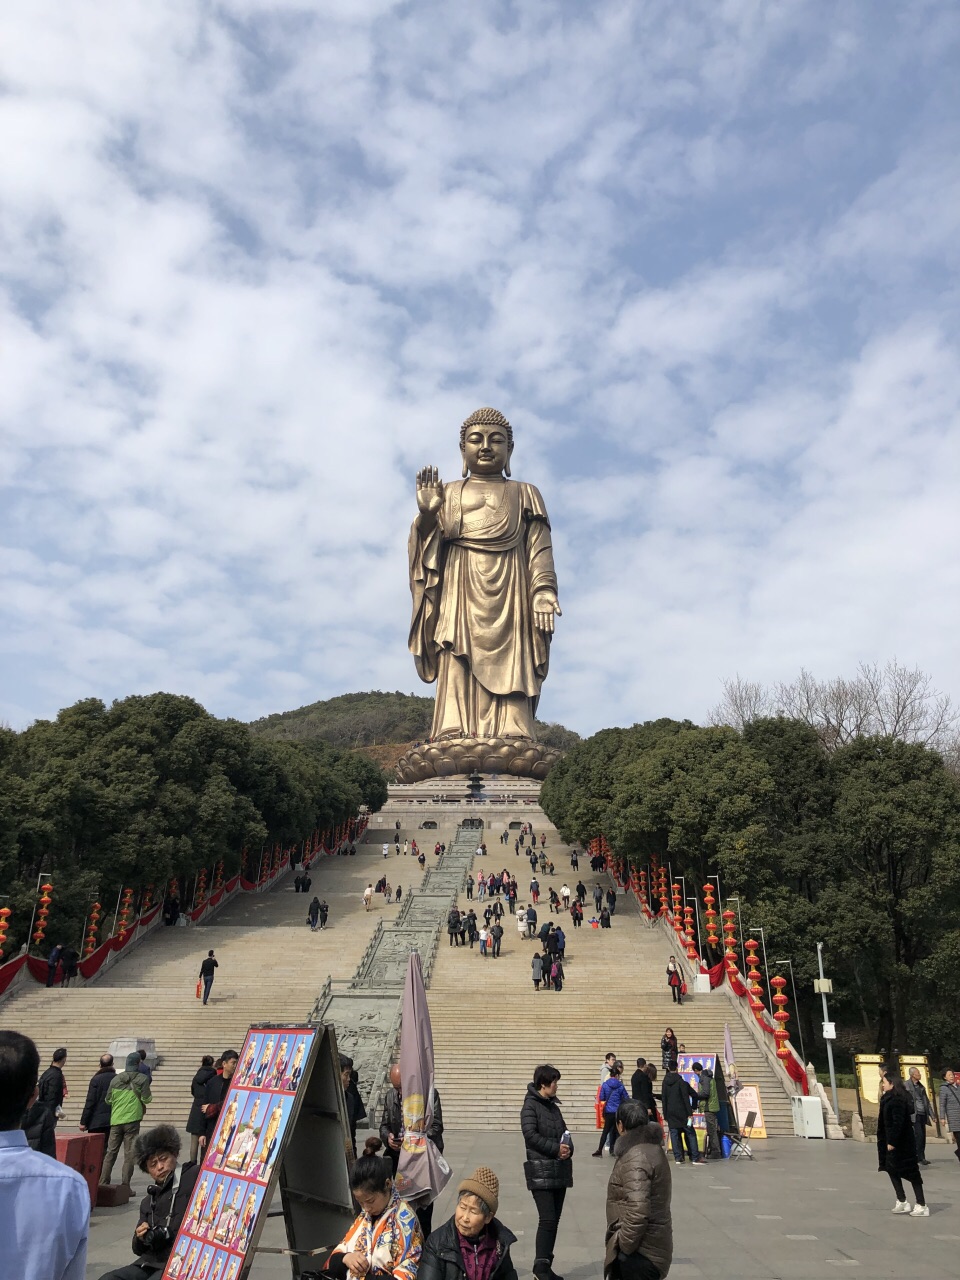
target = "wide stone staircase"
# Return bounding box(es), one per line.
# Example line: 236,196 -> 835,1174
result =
427,821 -> 795,1137
1,850 -> 418,1128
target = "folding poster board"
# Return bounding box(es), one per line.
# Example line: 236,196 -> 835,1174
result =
732,1083 -> 767,1139
162,1023 -> 353,1280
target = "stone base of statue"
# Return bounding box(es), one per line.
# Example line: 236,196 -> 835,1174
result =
395,736 -> 562,783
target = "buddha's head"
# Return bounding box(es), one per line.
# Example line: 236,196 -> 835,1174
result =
460,407 -> 514,477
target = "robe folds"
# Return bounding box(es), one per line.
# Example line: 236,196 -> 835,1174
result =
408,478 -> 558,741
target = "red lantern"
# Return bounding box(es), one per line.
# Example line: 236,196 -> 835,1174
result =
84,902 -> 102,957
722,909 -> 738,973
682,905 -> 698,961
745,938 -> 765,1021
671,883 -> 684,933
771,974 -> 792,1058
195,870 -> 208,909
117,888 -> 134,942
33,882 -> 54,946
213,861 -> 224,893
703,884 -> 719,948
0,906 -> 11,960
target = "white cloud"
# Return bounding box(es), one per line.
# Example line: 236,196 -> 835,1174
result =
2,1 -> 959,736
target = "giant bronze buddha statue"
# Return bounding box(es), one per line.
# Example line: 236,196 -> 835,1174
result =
396,407 -> 563,782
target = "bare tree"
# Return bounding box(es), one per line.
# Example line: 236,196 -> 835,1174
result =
707,675 -> 774,729
710,660 -> 959,755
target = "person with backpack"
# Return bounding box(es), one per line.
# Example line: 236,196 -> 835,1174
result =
550,956 -> 565,992
100,1052 -> 153,1186
593,1061 -> 629,1156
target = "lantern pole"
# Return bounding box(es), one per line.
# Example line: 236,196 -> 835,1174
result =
110,887 -> 124,937
725,894 -> 746,967
685,896 -> 702,956
748,925 -> 774,1016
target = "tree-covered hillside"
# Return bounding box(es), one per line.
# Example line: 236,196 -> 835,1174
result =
0,692 -> 387,956
249,690 -> 581,752
541,715 -> 960,1066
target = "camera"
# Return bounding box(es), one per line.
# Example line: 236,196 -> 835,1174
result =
140,1225 -> 172,1252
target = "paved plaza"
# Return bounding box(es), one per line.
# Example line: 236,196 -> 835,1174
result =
84,1128 -> 959,1279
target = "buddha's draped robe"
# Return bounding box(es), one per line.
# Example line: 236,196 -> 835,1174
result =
408,478 -> 557,741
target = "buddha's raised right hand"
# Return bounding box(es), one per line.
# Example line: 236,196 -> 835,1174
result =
416,466 -> 444,518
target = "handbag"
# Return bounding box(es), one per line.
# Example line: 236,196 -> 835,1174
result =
681,981 -> 688,995
195,979 -> 202,999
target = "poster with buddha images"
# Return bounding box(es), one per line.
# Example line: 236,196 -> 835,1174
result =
163,1026 -> 317,1280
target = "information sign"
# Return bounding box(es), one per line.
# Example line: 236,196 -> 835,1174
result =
853,1052 -> 886,1106
732,1084 -> 767,1139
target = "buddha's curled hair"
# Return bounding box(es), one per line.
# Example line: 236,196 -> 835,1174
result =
460,407 -> 514,450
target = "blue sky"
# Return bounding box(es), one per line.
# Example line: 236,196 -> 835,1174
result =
2,1 -> 960,735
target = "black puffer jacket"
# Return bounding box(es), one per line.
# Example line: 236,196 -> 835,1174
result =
877,1091 -> 919,1181
186,1066 -> 217,1136
520,1083 -> 573,1190
418,1214 -> 518,1280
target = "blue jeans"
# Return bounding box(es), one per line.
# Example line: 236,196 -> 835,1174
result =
202,975 -> 214,1004
669,1124 -> 699,1162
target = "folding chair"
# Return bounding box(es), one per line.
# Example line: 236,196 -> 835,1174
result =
728,1110 -> 757,1161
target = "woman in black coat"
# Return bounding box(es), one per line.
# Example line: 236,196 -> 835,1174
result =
520,1065 -> 573,1280
878,1073 -> 927,1216
186,1056 -> 217,1163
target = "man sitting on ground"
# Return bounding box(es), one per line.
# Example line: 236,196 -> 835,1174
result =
97,1125 -> 200,1280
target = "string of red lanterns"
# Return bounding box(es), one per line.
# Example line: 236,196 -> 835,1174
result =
116,888 -> 134,942
771,974 -> 792,1060
722,909 -> 739,974
744,938 -> 766,1022
83,901 -> 102,957
0,906 -> 11,960
33,882 -> 54,947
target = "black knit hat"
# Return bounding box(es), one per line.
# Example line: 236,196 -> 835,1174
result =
135,1124 -> 181,1172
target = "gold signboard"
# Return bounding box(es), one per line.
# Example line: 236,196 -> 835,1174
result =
853,1053 -> 886,1105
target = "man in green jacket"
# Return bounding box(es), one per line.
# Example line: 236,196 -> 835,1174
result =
694,1062 -> 723,1161
100,1052 -> 152,1187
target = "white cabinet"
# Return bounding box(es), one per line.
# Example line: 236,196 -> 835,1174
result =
791,1093 -> 825,1138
